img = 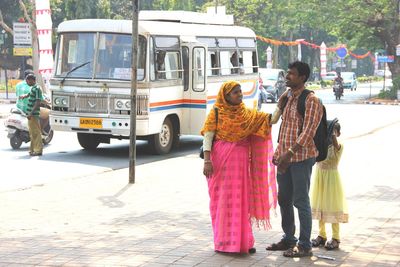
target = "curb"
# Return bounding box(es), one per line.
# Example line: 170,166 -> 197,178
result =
0,99 -> 16,104
364,101 -> 400,105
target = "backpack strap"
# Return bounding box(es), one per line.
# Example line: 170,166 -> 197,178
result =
297,89 -> 313,118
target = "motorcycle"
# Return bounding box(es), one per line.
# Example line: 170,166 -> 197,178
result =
333,81 -> 343,100
4,104 -> 54,150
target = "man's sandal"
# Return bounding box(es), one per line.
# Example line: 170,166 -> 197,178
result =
311,236 -> 327,247
266,240 -> 295,251
283,245 -> 313,257
325,238 -> 340,250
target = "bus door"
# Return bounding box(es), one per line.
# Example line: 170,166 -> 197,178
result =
182,43 -> 207,135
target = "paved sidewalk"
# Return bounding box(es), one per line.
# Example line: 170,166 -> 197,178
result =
1,122 -> 400,266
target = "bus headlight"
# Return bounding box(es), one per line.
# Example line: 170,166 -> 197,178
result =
115,99 -> 130,110
116,100 -> 124,109
53,96 -> 69,107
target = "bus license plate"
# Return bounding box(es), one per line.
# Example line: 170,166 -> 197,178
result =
80,118 -> 103,129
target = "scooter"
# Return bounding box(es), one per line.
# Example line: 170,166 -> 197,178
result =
4,106 -> 54,149
333,81 -> 343,100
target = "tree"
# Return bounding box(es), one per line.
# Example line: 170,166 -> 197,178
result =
315,0 -> 399,78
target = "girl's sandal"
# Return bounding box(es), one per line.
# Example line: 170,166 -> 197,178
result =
325,238 -> 340,250
311,236 -> 327,247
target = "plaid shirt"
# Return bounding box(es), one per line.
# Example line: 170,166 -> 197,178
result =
274,89 -> 323,162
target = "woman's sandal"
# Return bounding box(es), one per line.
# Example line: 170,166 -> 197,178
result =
283,245 -> 313,258
325,238 -> 340,250
311,236 -> 327,247
248,248 -> 256,254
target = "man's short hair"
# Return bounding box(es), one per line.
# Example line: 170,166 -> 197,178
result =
26,73 -> 36,80
24,69 -> 34,78
288,61 -> 310,83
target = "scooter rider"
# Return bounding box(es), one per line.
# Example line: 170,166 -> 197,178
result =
334,72 -> 344,96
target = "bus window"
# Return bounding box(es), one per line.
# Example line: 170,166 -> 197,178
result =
242,51 -> 253,74
182,47 -> 189,91
217,38 -> 236,48
96,33 -> 146,80
193,47 -> 205,91
220,51 -> 231,75
55,33 -> 95,78
165,52 -> 180,79
197,37 -> 217,48
230,51 -> 239,74
156,51 -> 180,80
237,38 -> 256,48
156,51 -> 166,79
207,51 -> 219,76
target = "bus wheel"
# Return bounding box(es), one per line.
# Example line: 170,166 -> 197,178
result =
149,117 -> 174,155
77,133 -> 100,150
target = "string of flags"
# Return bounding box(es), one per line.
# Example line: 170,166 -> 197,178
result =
256,36 -> 375,61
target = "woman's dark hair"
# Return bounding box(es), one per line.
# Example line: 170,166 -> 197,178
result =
288,61 -> 310,82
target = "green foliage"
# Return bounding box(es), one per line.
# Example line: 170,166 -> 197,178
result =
378,87 -> 397,100
392,76 -> 400,91
357,76 -> 383,83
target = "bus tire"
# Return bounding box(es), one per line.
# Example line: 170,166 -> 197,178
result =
149,117 -> 174,155
77,133 -> 100,150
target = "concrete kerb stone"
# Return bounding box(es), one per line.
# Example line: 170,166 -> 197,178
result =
363,100 -> 400,105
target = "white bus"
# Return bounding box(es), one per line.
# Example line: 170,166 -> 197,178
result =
50,10 -> 260,154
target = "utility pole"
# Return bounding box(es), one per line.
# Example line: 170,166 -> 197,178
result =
129,0 -> 139,184
215,0 -> 218,13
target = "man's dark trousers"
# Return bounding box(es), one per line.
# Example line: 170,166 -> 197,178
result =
277,157 -> 315,250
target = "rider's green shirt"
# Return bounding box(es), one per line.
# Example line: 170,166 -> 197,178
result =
25,84 -> 43,117
15,81 -> 31,112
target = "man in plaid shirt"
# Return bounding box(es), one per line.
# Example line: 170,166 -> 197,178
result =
266,61 -> 323,257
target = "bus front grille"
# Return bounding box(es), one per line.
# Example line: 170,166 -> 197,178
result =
52,92 -> 149,116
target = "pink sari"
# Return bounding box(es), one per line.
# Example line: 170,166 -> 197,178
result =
208,134 -> 277,253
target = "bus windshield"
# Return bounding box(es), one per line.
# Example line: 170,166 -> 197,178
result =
55,32 -> 146,80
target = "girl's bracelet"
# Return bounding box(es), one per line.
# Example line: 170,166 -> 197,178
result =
204,160 -> 212,164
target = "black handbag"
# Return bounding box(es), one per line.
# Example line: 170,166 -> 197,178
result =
200,107 -> 218,159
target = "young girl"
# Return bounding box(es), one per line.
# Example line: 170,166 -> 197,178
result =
310,119 -> 348,250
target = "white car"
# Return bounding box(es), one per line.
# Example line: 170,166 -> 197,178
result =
341,72 -> 357,91
322,71 -> 337,81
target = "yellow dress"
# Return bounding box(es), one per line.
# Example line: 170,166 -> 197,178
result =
311,143 -> 348,223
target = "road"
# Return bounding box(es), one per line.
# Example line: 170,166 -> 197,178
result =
0,80 -> 396,192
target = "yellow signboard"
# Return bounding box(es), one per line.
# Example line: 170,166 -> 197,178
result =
79,118 -> 103,129
13,47 -> 33,56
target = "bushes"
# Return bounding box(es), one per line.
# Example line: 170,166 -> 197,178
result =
357,76 -> 382,83
377,76 -> 399,100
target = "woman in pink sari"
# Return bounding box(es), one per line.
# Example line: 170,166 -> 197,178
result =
201,81 -> 277,254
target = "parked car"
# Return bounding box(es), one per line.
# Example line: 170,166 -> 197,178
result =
322,71 -> 337,81
341,71 -> 357,91
258,68 -> 286,102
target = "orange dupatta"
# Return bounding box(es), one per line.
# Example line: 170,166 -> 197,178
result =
201,81 -> 271,142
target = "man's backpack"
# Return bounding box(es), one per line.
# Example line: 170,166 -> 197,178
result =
280,89 -> 328,162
